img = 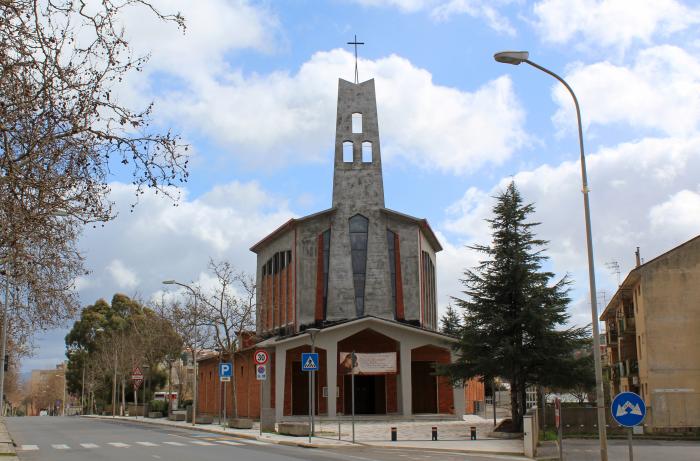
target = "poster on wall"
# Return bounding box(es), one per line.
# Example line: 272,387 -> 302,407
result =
339,352 -> 397,375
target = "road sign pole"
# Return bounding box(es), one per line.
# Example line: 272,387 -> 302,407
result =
308,366 -> 312,444
627,427 -> 634,461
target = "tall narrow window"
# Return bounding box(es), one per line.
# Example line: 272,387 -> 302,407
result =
421,251 -> 436,329
349,214 -> 369,317
352,113 -> 362,133
362,141 -> 372,163
343,141 -> 353,163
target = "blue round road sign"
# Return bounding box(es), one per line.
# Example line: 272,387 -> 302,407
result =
611,391 -> 646,427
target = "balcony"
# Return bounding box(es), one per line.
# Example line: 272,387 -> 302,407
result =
617,359 -> 639,378
618,316 -> 636,335
607,329 -> 618,344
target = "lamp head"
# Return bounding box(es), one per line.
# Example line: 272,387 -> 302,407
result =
494,51 -> 529,65
162,280 -> 176,285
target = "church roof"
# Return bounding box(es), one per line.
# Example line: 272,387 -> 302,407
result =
381,208 -> 442,252
254,315 -> 457,348
249,207 -> 336,253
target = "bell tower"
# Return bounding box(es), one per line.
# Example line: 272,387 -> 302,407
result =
332,78 -> 385,209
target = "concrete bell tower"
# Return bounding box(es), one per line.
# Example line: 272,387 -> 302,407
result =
332,78 -> 385,209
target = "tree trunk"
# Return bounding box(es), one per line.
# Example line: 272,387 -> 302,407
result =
167,362 -> 173,417
121,378 -> 126,416
510,380 -> 521,431
230,352 -> 238,418
519,384 -> 527,433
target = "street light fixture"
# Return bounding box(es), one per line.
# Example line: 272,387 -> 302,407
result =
305,327 -> 320,442
162,279 -> 199,427
494,50 -> 608,461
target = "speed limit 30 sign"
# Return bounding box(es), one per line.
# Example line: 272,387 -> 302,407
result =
254,350 -> 269,365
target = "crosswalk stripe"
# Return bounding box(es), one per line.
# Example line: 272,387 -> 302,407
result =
19,445 -> 38,451
190,440 -> 216,446
107,442 -> 131,448
80,443 -> 99,448
217,440 -> 243,446
136,441 -> 159,446
163,441 -> 186,446
52,444 -> 70,450
242,439 -> 270,445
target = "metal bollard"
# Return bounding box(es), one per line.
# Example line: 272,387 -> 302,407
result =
470,426 -> 477,440
391,427 -> 397,442
431,426 -> 438,441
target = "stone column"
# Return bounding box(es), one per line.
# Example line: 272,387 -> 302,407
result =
274,345 -> 286,422
399,341 -> 412,416
325,339 -> 338,417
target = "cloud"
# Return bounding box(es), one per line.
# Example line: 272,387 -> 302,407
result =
352,0 -> 517,35
551,46 -> 700,136
77,180 -> 293,306
158,49 -> 528,174
441,135 -> 700,325
532,0 -> 700,51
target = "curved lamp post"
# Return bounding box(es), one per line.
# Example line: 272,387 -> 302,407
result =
494,51 -> 608,461
163,279 -> 199,426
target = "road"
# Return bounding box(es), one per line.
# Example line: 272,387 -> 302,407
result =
5,417 -> 525,461
557,438 -> 699,461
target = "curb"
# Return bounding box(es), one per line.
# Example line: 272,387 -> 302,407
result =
81,415 -> 352,449
0,419 -> 17,458
358,442 -> 526,457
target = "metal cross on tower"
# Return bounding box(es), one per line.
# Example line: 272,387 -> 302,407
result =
347,34 -> 364,83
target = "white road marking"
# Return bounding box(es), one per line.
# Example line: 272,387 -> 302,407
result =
136,441 -> 159,446
163,441 -> 186,446
217,440 -> 243,446
19,445 -> 38,451
242,439 -> 271,445
52,444 -> 70,450
80,443 -> 99,448
190,440 -> 216,446
107,442 -> 131,448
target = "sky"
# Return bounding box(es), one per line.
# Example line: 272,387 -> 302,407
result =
23,0 -> 700,371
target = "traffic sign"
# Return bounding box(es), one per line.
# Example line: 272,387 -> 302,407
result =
132,379 -> 143,390
131,367 -> 143,381
554,397 -> 561,429
301,352 -> 319,371
254,350 -> 269,365
256,364 -> 267,381
219,362 -> 232,382
611,391 -> 646,427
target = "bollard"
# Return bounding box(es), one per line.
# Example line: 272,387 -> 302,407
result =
391,427 -> 397,442
470,426 -> 477,440
431,426 -> 438,441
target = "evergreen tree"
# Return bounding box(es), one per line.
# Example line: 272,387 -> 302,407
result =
444,182 -> 589,432
440,304 -> 463,337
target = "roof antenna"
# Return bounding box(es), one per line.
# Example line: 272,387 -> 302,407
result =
605,260 -> 621,286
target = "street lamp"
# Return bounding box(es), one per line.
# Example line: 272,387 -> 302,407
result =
56,369 -> 67,417
305,327 -> 320,442
494,50 -> 609,461
162,279 -> 199,427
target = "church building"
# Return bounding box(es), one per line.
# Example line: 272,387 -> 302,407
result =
196,75 -> 483,423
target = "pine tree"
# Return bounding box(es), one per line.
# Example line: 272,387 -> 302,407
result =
440,304 -> 462,337
445,182 -> 589,432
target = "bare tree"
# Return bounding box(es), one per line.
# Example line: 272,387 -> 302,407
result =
198,260 -> 256,419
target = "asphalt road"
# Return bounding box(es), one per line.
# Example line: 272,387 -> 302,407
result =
557,438 -> 700,461
5,417 -> 525,461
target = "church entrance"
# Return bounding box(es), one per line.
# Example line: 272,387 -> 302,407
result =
291,361 -> 310,415
343,375 -> 386,414
412,361 -> 437,413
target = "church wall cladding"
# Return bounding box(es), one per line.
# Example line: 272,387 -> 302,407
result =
295,214 -> 333,328
384,215 -> 422,323
256,231 -> 295,337
419,230 -> 438,330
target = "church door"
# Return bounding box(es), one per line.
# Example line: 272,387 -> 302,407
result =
291,361 -> 309,415
411,361 -> 437,413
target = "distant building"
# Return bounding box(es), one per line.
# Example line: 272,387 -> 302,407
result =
197,74 -> 483,421
600,237 -> 700,430
28,363 -> 66,416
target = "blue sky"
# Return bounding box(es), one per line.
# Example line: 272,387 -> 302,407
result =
25,0 -> 700,371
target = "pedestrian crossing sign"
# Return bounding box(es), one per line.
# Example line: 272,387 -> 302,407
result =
301,352 -> 319,371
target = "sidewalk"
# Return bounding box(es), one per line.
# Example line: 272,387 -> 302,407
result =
83,414 -> 526,456
0,418 -> 19,461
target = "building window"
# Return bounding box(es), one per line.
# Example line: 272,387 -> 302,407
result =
349,214 -> 369,316
261,249 -> 293,333
343,141 -> 353,163
421,250 -> 436,330
352,113 -> 362,133
362,141 -> 372,163
387,229 -> 397,317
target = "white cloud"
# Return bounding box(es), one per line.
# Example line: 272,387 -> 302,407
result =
77,180 -> 293,305
532,0 -> 700,51
106,259 -> 139,289
552,46 -> 700,136
353,0 -> 517,34
158,49 -> 528,174
441,135 -> 700,325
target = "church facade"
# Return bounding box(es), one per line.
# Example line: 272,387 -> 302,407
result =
196,77 -> 482,422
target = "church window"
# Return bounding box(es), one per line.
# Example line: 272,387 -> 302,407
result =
352,113 -> 362,133
421,251 -> 436,330
349,214 -> 369,317
387,230 -> 397,316
343,141 -> 353,163
362,141 -> 372,163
